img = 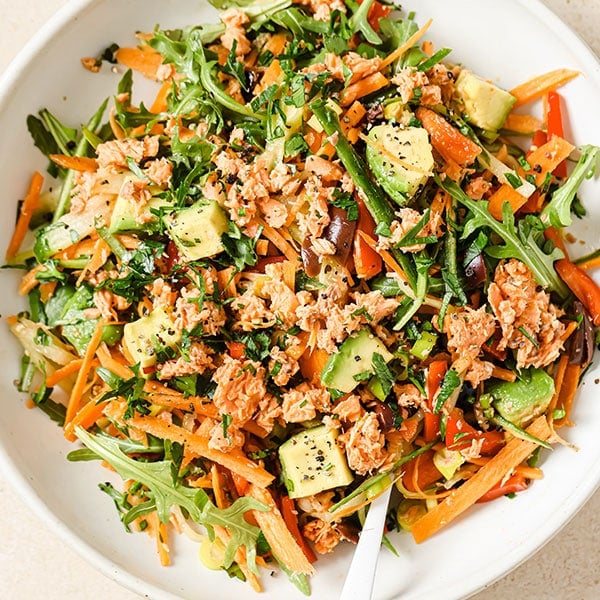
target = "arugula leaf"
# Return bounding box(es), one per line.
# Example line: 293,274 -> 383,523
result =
437,175 -> 568,298
348,0 -> 382,44
97,366 -> 150,419
541,144 -> 599,228
74,428 -> 269,573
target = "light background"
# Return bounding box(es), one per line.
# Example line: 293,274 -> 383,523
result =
0,1 -> 598,599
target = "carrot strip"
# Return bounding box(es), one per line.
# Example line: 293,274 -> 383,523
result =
39,281 -> 57,303
96,342 -> 134,380
410,416 -> 552,543
502,113 -> 543,134
256,219 -> 299,262
147,511 -> 171,566
380,18 -> 433,69
341,72 -> 389,107
150,80 -> 172,114
49,154 -> 98,172
521,135 -> 575,186
510,69 -> 579,107
45,359 -> 84,388
247,484 -> 315,576
488,184 -> 528,220
554,363 -> 582,428
127,415 -> 274,487
490,365 -> 517,382
64,399 -> 109,442
115,45 -> 166,80
64,320 -> 105,428
6,171 -> 44,261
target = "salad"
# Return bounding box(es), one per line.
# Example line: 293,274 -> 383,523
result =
5,0 -> 600,594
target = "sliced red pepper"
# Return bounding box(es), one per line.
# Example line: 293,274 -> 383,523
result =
423,360 -> 447,442
546,91 -> 568,178
280,495 -> 318,564
555,258 -> 600,325
226,341 -> 246,360
477,473 -> 529,503
402,449 -> 443,492
367,0 -> 392,32
445,408 -> 505,456
353,196 -> 382,279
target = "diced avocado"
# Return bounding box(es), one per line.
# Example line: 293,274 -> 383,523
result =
488,367 -> 555,427
433,447 -> 464,480
165,201 -> 229,262
320,328 -> 393,393
383,98 -> 405,121
109,176 -> 168,233
279,425 -> 353,499
122,306 -> 181,371
366,124 -> 434,205
455,70 -> 517,131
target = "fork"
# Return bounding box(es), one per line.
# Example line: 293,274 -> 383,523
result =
339,485 -> 393,600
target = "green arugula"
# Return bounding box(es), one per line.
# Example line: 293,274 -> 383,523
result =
437,176 -> 568,298
74,427 -> 269,574
433,368 -> 461,414
541,144 -> 599,228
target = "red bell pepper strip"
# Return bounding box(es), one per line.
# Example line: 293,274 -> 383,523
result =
555,258 -> 600,325
546,91 -> 568,178
353,196 -> 383,279
445,408 -> 505,456
280,495 -> 318,564
477,472 -> 529,503
423,360 -> 447,442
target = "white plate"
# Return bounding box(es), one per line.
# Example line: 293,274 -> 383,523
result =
0,1 -> 599,599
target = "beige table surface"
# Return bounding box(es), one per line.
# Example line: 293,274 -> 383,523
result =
1,1 -> 599,599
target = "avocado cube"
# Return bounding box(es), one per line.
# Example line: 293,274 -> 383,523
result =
366,124 -> 434,205
166,201 -> 229,262
122,306 -> 181,371
321,328 -> 394,393
109,176 -> 167,233
279,426 -> 353,499
455,70 -> 517,132
488,367 -> 555,427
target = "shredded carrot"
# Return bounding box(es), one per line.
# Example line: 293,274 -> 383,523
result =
96,342 -> 134,379
256,219 -> 299,262
64,320 -> 106,428
150,80 -> 172,114
109,108 -> 126,140
502,113 -> 543,134
410,415 -> 552,543
577,255 -> 600,271
380,18 -> 433,69
490,365 -> 517,382
510,68 -> 579,107
342,101 -> 367,127
64,399 -> 109,442
559,320 -> 579,346
247,484 -> 315,576
6,171 -> 44,261
211,465 -> 229,509
49,154 -> 98,172
147,511 -> 171,566
115,45 -> 166,80
341,72 -> 389,107
45,359 -> 84,388
521,135 -> 575,186
128,415 -> 274,487
514,465 -> 544,480
488,184 -> 528,220
554,363 -> 582,428
39,281 -> 57,303
18,265 -> 45,295
217,266 -> 238,298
